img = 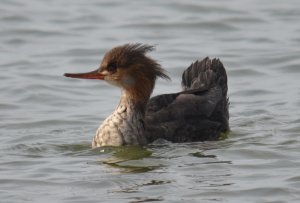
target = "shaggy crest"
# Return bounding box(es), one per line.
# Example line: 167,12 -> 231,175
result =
101,43 -> 170,80
100,43 -> 170,103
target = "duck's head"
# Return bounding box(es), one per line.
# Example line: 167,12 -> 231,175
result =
64,43 -> 170,102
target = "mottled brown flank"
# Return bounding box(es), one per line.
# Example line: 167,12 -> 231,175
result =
100,43 -> 170,103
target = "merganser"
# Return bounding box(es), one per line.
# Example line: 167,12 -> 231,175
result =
64,43 -> 229,148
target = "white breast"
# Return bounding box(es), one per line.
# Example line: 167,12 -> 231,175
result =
92,103 -> 146,148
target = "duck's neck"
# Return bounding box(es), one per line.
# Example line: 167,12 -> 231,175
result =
92,90 -> 148,148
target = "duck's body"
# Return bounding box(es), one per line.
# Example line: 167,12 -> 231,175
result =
64,44 -> 229,148
145,58 -> 229,143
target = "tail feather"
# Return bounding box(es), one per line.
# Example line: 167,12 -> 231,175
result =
182,57 -> 229,131
181,57 -> 228,96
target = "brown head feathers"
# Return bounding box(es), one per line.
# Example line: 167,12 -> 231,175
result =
100,43 -> 170,103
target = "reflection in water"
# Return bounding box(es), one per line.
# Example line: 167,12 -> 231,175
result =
101,146 -> 156,173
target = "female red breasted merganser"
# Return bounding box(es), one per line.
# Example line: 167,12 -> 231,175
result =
64,43 -> 229,148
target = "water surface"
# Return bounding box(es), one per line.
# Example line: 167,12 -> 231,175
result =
1,0 -> 300,202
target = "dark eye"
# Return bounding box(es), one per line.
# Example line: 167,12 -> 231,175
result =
107,62 -> 117,73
